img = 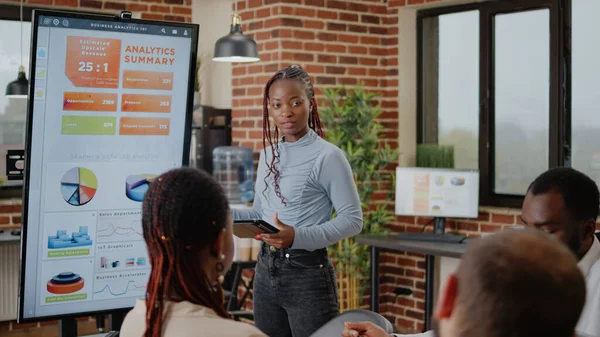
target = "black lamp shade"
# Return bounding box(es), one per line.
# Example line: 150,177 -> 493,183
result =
213,19 -> 259,63
6,68 -> 28,96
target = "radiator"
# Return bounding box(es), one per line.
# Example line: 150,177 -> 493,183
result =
0,241 -> 19,321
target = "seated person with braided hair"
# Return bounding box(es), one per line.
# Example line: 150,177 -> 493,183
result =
120,168 -> 267,337
342,229 -> 586,337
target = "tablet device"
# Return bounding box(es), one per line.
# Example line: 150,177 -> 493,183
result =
233,219 -> 279,238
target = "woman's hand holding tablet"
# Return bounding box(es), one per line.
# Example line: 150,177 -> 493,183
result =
233,213 -> 296,249
259,213 -> 295,249
233,218 -> 279,239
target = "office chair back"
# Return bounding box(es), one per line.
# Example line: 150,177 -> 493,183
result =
310,309 -> 394,337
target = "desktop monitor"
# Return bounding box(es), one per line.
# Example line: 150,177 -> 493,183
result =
18,10 -> 198,322
395,167 -> 479,233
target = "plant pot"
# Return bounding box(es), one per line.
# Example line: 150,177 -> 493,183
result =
335,239 -> 362,312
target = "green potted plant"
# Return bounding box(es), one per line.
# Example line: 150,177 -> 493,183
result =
416,144 -> 455,168
321,86 -> 399,310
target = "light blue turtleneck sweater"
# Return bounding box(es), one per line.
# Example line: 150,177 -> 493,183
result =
231,129 -> 363,251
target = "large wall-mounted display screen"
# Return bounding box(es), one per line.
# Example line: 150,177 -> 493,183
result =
19,10 -> 198,321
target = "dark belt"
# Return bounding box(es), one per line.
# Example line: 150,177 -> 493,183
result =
260,242 -> 328,257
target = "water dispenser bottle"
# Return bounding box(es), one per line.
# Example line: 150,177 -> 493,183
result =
212,146 -> 254,204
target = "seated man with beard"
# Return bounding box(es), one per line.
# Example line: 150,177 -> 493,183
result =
520,167 -> 600,337
342,229 -> 586,337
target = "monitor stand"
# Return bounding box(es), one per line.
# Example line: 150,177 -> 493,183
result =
395,217 -> 466,243
57,311 -> 126,337
433,217 -> 446,234
58,318 -> 77,337
108,310 -> 126,332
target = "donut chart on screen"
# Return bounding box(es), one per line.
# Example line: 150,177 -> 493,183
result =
47,272 -> 85,294
125,174 -> 157,202
60,167 -> 98,206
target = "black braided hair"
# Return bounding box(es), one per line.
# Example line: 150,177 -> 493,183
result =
142,168 -> 230,337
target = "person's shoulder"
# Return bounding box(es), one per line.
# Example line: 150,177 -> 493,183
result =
121,300 -> 267,337
162,315 -> 266,337
119,301 -> 147,337
173,318 -> 266,337
316,139 -> 346,160
259,145 -> 272,155
257,145 -> 273,163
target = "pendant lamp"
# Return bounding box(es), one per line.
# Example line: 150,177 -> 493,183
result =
213,0 -> 259,63
6,0 -> 28,97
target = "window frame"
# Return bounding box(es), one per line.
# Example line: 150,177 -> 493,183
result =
416,0 -> 569,209
0,4 -> 35,199
0,5 -> 107,199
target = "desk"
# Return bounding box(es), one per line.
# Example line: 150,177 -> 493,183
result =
355,235 -> 472,331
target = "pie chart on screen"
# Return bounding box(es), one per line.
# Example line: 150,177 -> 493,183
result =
126,174 -> 157,202
60,167 -> 98,206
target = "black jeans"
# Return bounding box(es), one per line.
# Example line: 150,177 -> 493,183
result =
253,243 -> 339,337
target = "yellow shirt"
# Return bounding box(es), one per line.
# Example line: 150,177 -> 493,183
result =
120,299 -> 267,337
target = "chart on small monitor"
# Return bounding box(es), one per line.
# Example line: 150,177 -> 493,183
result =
19,10 -> 197,322
395,167 -> 480,218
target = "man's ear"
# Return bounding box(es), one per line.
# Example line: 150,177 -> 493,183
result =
434,274 -> 458,320
582,219 -> 597,239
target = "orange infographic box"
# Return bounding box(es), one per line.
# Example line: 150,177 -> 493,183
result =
122,70 -> 174,90
63,92 -> 118,112
119,117 -> 170,136
65,36 -> 121,88
121,94 -> 172,113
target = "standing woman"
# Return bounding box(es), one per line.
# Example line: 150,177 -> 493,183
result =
231,65 -> 363,337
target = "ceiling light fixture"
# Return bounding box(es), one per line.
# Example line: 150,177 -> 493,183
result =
213,0 -> 259,63
6,0 -> 29,97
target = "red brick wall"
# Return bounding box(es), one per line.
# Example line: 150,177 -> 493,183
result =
0,202 -> 22,229
231,0 -> 399,152
228,0 -> 525,333
0,1 -> 193,334
0,0 -> 192,22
